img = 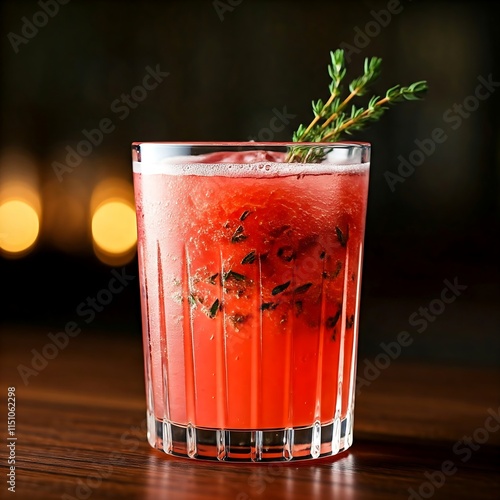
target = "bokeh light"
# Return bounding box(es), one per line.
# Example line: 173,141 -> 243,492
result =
0,199 -> 40,256
0,150 -> 41,258
92,199 -> 137,254
90,177 -> 137,265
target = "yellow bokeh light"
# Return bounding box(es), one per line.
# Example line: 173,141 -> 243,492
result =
91,199 -> 137,255
0,199 -> 40,255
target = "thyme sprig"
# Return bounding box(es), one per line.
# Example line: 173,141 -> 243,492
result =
287,49 -> 428,163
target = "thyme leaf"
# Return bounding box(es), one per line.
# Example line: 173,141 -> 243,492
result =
335,226 -> 348,247
208,299 -> 220,319
287,49 -> 428,162
294,283 -> 313,294
208,273 -> 219,285
261,302 -> 278,311
231,225 -> 247,243
326,309 -> 341,329
272,281 -> 291,296
223,270 -> 247,282
241,251 -> 257,265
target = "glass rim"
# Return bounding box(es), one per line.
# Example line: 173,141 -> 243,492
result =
132,141 -> 370,171
132,141 -> 370,148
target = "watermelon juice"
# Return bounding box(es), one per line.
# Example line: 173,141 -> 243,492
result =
132,142 -> 370,461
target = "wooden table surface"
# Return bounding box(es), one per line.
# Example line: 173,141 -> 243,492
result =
1,325 -> 499,500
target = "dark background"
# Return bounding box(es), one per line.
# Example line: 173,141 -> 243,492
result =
0,0 -> 499,367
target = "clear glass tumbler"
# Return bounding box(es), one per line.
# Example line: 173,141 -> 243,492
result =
132,142 -> 370,461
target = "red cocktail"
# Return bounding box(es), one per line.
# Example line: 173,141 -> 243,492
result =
132,142 -> 370,461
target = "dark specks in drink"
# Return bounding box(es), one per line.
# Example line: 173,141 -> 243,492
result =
231,225 -> 247,243
333,261 -> 343,278
229,313 -> 247,329
346,314 -> 354,329
294,300 -> 303,316
272,281 -> 291,296
326,309 -> 341,329
223,270 -> 247,283
335,225 -> 349,247
208,273 -> 219,285
327,313 -> 340,329
239,210 -> 252,221
322,261 -> 342,280
241,251 -> 257,265
261,302 -> 278,311
294,283 -> 312,294
277,246 -> 296,262
269,225 -> 291,238
207,299 -> 221,319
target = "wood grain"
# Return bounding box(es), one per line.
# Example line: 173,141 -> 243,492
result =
1,325 -> 499,500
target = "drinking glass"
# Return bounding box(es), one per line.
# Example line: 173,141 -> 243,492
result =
132,142 -> 370,461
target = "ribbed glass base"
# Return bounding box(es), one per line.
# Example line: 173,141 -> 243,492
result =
147,410 -> 354,462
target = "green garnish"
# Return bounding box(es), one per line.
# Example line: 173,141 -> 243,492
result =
208,299 -> 220,319
326,309 -> 341,329
272,281 -> 291,296
239,210 -> 252,221
261,302 -> 278,311
208,273 -> 219,285
231,225 -> 247,243
223,270 -> 247,282
241,250 -> 257,265
333,260 -> 343,278
294,283 -> 313,295
322,260 -> 343,280
335,226 -> 348,247
287,49 -> 428,162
